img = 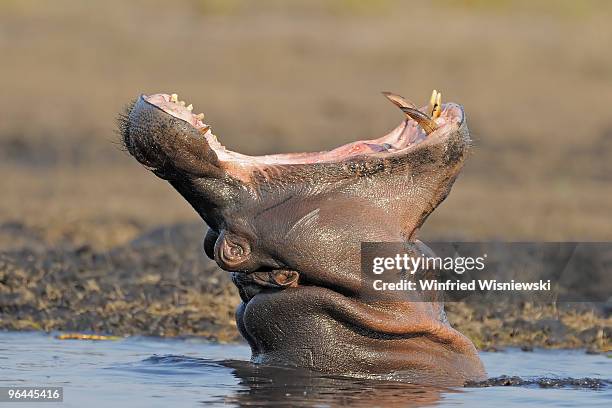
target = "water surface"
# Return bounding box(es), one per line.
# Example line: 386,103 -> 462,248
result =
0,332 -> 609,407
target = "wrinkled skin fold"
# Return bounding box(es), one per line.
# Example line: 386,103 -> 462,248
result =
119,91 -> 486,385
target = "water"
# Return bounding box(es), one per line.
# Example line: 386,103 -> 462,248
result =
0,332 -> 609,407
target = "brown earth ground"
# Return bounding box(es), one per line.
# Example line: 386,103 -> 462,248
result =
0,0 -> 610,352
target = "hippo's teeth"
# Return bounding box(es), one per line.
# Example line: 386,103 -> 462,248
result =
187,104 -> 193,111
179,100 -> 186,107
170,93 -> 178,103
382,91 -> 417,109
195,113 -> 205,120
432,91 -> 442,119
428,89 -> 438,116
399,107 -> 438,135
383,89 -> 438,134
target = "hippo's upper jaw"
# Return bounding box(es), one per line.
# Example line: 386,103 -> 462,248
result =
120,90 -> 485,385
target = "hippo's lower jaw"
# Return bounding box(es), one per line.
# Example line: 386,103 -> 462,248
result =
120,90 -> 485,385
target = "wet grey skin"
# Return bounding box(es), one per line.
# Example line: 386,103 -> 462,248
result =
119,91 -> 486,385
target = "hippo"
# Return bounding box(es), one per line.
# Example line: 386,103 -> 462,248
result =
119,89 -> 486,385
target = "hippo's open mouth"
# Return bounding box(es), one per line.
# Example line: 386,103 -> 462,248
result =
139,91 -> 464,170
122,89 -> 472,298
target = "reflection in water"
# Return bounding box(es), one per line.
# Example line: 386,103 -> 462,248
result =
221,359 -> 456,407
133,354 -> 610,407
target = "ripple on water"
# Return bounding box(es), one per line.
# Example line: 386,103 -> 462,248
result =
0,332 -> 610,407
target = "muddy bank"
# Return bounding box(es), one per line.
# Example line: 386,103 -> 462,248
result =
0,223 -> 610,351
0,223 -> 239,342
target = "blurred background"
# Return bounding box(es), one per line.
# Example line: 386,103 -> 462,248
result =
1,0 -> 611,251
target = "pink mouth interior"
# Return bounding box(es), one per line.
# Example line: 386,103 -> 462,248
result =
143,93 -> 463,165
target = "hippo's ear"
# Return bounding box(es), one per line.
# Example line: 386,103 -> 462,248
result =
213,231 -> 258,271
204,228 -> 271,273
203,228 -> 219,260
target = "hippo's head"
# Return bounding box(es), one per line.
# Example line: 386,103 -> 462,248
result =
120,90 -> 484,384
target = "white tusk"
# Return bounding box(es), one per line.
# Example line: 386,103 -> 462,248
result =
433,91 -> 442,119
428,89 -> 438,116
